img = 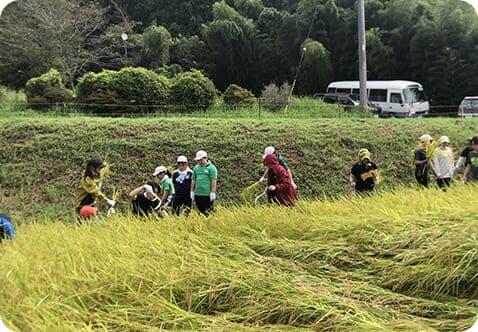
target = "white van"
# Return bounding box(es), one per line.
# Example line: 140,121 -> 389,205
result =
327,81 -> 430,117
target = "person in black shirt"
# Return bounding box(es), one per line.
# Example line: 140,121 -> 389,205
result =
350,148 -> 379,194
464,136 -> 478,183
172,155 -> 193,216
129,182 -> 161,216
455,137 -> 474,179
414,134 -> 433,187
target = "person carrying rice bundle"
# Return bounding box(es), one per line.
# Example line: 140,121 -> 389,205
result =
75,157 -> 115,219
414,134 -> 433,187
350,148 -> 379,195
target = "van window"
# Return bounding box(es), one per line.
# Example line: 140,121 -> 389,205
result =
369,89 -> 387,102
390,93 -> 403,104
352,89 -> 360,95
337,88 -> 351,94
404,87 -> 427,103
327,87 -> 336,93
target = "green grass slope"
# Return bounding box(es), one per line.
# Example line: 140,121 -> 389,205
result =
1,186 -> 477,331
0,115 -> 477,218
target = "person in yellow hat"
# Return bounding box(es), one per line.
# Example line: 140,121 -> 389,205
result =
349,148 -> 379,194
414,134 -> 433,187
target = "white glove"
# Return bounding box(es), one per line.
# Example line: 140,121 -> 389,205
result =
190,192 -> 195,200
106,199 -> 116,208
210,192 -> 216,201
107,207 -> 116,217
268,185 -> 276,191
292,181 -> 297,190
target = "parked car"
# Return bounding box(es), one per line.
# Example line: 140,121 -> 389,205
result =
458,97 -> 478,117
314,93 -> 382,115
327,80 -> 430,117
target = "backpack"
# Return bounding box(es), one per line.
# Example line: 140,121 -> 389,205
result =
0,215 -> 15,241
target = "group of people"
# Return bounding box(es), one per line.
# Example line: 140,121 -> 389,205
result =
414,135 -> 478,188
1,135 -> 477,236
76,150 -> 219,219
73,134 -> 478,220
75,146 -> 299,220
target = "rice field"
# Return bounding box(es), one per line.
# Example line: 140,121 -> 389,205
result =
1,185 -> 477,331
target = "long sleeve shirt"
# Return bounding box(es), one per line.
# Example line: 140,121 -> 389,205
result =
433,147 -> 454,179
75,177 -> 110,209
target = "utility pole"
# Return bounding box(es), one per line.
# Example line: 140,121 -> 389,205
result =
357,0 -> 368,108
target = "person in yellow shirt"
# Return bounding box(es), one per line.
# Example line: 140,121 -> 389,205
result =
75,157 -> 115,219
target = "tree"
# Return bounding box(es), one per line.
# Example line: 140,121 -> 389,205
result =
0,0 -> 129,88
202,1 -> 259,90
139,24 -> 172,69
296,39 -> 332,94
365,28 -> 396,80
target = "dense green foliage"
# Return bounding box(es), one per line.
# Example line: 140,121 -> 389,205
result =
2,0 -> 477,104
1,187 -> 477,330
76,67 -> 170,113
223,84 -> 256,106
169,69 -> 217,111
0,114 -> 476,219
24,69 -> 73,108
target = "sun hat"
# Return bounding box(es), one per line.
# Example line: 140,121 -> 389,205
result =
419,134 -> 432,143
153,166 -> 168,176
439,136 -> 450,144
177,155 -> 188,163
194,150 -> 208,161
358,148 -> 371,161
143,184 -> 154,194
263,146 -> 275,159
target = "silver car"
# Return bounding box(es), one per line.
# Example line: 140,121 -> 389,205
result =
459,97 -> 478,117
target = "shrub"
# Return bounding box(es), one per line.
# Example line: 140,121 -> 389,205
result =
223,84 -> 255,107
169,69 -> 217,112
76,70 -> 122,114
76,67 -> 170,114
25,69 -> 73,109
154,64 -> 184,78
113,67 -> 170,112
260,82 -> 291,111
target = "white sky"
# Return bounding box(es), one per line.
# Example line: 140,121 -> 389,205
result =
463,0 -> 478,13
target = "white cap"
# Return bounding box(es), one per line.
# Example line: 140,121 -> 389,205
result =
177,155 -> 188,163
439,136 -> 450,144
263,146 -> 275,159
143,184 -> 154,194
419,134 -> 432,142
194,150 -> 208,161
153,166 -> 167,176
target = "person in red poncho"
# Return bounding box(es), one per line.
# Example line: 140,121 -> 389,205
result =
263,154 -> 297,207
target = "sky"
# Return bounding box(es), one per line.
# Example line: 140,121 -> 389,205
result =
463,0 -> 478,13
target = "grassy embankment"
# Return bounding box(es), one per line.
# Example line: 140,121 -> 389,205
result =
0,186 -> 477,331
0,110 -> 477,219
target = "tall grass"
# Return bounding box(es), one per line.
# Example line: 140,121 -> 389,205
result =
1,186 -> 477,331
0,88 -> 27,114
0,92 -> 370,119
